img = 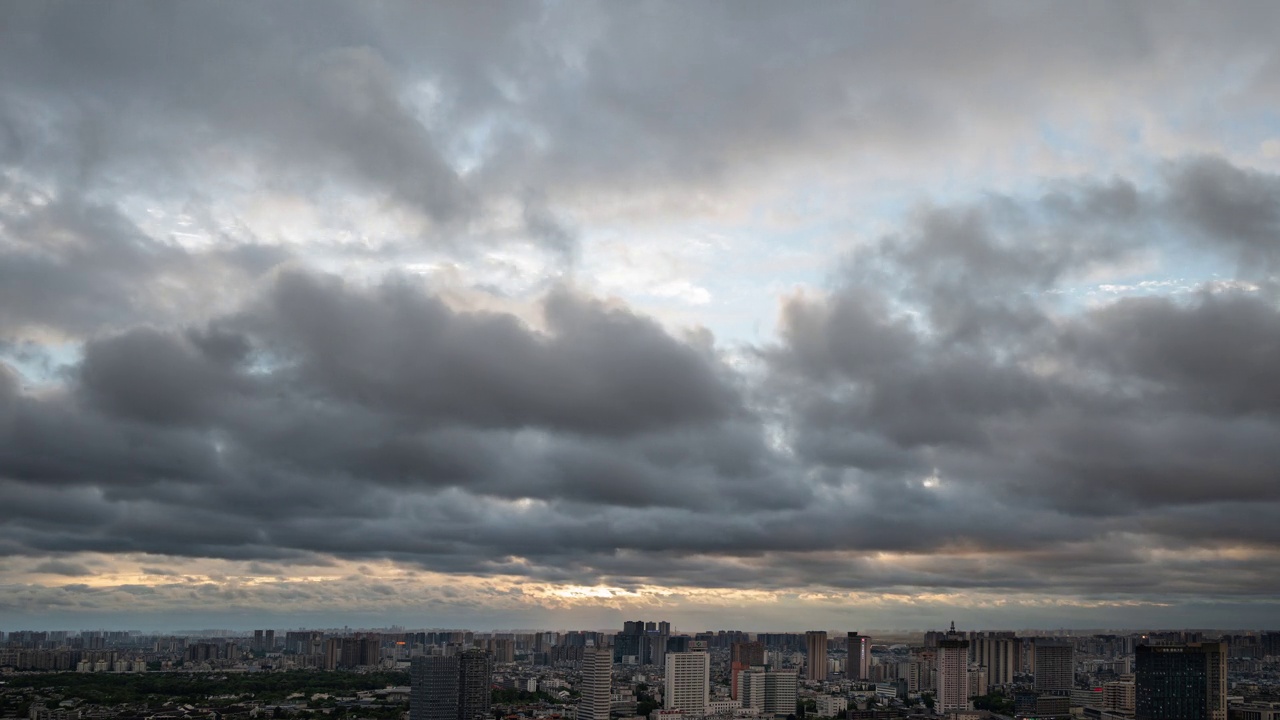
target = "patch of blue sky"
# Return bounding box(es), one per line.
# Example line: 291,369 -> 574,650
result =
1,339 -> 80,389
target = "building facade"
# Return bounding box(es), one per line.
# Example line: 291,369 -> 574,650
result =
411,650 -> 493,720
1135,642 -> 1226,720
579,647 -> 613,720
805,631 -> 828,682
937,639 -> 970,713
1034,640 -> 1075,694
847,633 -> 870,680
740,669 -> 798,716
665,651 -> 711,715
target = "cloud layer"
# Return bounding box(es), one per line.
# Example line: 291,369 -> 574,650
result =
2,2 -> 1280,629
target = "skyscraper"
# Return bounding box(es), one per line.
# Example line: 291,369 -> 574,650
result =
411,650 -> 493,720
847,632 -> 869,680
579,647 -> 612,720
1135,642 -> 1226,720
665,650 -> 711,715
412,656 -> 460,720
1034,640 -> 1074,694
937,638 -> 971,713
805,631 -> 828,682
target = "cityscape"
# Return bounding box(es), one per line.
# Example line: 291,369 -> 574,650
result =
2,621 -> 1279,720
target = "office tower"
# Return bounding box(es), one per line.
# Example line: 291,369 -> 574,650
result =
1034,640 -> 1074,694
411,650 -> 493,720
740,669 -> 798,716
412,656 -> 460,720
937,638 -> 970,712
1135,642 -> 1226,720
579,647 -> 612,720
847,632 -> 870,680
805,631 -> 828,682
665,650 -> 711,715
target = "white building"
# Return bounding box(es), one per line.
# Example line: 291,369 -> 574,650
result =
665,651 -> 710,715
815,695 -> 846,718
739,670 -> 797,717
707,700 -> 742,715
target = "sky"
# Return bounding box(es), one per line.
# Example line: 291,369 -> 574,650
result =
2,1 -> 1280,633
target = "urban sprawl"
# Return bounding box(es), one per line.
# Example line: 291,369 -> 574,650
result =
2,623 -> 1279,720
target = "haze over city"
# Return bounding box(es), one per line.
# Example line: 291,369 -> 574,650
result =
3,2 -> 1280,632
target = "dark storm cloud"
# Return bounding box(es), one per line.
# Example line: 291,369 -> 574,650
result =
5,159 -> 1280,608
248,271 -> 739,435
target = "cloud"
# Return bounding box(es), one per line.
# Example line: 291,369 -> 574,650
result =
31,560 -> 95,577
3,3 -> 1280,628
5,160 -> 1280,625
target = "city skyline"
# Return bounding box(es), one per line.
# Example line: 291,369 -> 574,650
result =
4,2 -> 1280,630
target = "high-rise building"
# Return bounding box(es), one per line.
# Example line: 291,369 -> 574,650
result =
847,633 -> 870,680
1034,640 -> 1074,694
1135,642 -> 1226,720
805,631 -> 828,682
579,647 -> 612,720
411,650 -> 493,720
732,641 -> 766,667
740,669 -> 798,716
665,650 -> 710,715
615,622 -> 644,664
937,639 -> 970,713
412,656 -> 460,720
731,642 -> 766,699
974,636 -> 1017,687
458,649 -> 493,720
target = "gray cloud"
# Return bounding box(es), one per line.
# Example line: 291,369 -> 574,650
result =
31,560 -> 95,577
3,2 -> 1280,626
4,160 -> 1280,615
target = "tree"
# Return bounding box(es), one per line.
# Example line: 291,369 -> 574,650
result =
921,693 -> 935,711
